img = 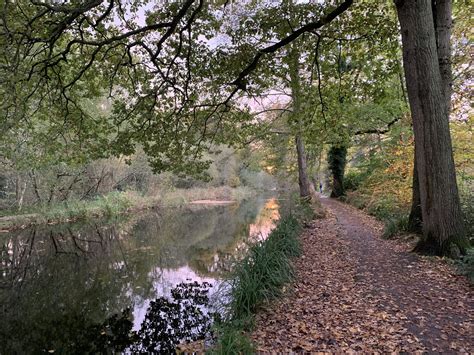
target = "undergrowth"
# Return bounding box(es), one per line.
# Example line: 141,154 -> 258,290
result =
0,187 -> 255,230
382,214 -> 410,239
211,204 -> 308,354
454,248 -> 474,283
344,190 -> 410,239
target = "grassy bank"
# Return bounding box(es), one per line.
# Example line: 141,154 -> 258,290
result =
211,203 -> 310,354
0,186 -> 255,231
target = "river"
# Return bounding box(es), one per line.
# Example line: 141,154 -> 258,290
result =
0,197 -> 280,353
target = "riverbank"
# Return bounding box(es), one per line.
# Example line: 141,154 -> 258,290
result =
205,198 -> 315,354
0,186 -> 255,232
210,214 -> 302,354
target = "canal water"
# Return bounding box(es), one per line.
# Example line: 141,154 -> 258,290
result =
0,197 -> 280,353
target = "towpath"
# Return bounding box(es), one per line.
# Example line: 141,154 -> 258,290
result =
252,198 -> 473,352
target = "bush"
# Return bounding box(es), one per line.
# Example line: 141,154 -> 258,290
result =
455,248 -> 474,283
383,214 -> 409,239
239,169 -> 276,191
343,170 -> 367,191
460,188 -> 474,245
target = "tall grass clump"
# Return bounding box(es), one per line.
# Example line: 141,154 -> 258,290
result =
211,214 -> 302,353
382,214 -> 410,239
229,216 -> 301,319
42,191 -> 134,223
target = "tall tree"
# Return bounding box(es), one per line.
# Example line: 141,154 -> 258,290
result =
408,0 -> 453,234
288,42 -> 315,200
395,0 -> 468,256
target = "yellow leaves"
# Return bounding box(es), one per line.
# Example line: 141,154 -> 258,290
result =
376,311 -> 392,321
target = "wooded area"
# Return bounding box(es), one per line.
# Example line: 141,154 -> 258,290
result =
1,0 -> 471,251
0,0 -> 472,352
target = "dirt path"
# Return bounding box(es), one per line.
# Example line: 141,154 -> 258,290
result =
252,198 -> 473,353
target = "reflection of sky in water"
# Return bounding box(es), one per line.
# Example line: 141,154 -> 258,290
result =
131,265 -> 218,331
129,198 -> 280,330
0,197 -> 280,353
249,198 -> 280,242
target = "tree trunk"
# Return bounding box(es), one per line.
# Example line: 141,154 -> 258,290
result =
395,0 -> 467,256
286,43 -> 324,216
295,134 -> 311,198
17,181 -> 27,211
407,0 -> 452,235
433,0 -> 453,109
288,44 -> 316,200
327,145 -> 347,198
408,147 -> 422,233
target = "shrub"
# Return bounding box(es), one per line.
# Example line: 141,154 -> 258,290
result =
455,248 -> 474,283
343,170 -> 367,191
383,214 -> 410,239
460,187 -> 474,245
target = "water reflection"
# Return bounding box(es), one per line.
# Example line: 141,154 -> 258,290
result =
0,197 -> 278,353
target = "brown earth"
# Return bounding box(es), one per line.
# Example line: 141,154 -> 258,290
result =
252,197 -> 473,353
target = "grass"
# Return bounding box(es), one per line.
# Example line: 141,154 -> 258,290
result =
0,186 -> 256,231
211,212 -> 305,354
43,191 -> 136,221
0,191 -> 138,230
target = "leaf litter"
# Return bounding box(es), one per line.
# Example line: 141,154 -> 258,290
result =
252,198 -> 473,353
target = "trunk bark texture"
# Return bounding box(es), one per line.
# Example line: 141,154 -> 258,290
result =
433,0 -> 453,109
408,148 -> 422,233
295,134 -> 311,198
288,44 -> 314,200
407,0 -> 453,234
395,0 -> 467,256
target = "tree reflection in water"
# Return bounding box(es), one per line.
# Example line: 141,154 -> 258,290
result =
82,282 -> 217,354
0,197 -> 281,353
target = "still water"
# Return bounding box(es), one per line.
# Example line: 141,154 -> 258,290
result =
0,197 -> 280,353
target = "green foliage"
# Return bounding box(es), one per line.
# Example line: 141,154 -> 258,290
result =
366,195 -> 401,221
212,214 -> 302,353
454,248 -> 474,283
343,170 -> 367,191
279,193 -> 317,224
41,191 -> 134,223
228,216 -> 301,320
383,214 -> 410,239
210,323 -> 255,355
460,186 -> 474,245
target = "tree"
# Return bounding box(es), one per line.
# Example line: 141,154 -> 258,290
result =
0,0 -> 354,177
327,145 -> 347,198
395,0 -> 468,256
288,44 -> 314,200
407,0 -> 454,234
